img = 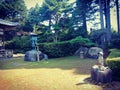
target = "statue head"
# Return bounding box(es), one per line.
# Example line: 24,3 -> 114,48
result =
98,52 -> 103,56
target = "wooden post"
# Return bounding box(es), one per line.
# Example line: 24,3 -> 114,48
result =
36,45 -> 39,62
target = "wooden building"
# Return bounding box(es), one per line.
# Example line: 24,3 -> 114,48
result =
0,19 -> 19,58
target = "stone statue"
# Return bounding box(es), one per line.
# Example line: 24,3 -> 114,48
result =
91,51 -> 112,83
98,52 -> 104,66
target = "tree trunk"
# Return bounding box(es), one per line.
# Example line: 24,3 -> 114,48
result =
82,12 -> 88,37
105,0 -> 111,43
99,0 -> 105,29
115,0 -> 120,33
49,17 -> 52,31
99,0 -> 106,48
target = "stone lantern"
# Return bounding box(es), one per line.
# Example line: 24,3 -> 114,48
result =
80,51 -> 84,59
24,33 -> 48,62
30,33 -> 38,50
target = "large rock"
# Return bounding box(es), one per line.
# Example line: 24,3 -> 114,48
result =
24,50 -> 44,61
88,47 -> 103,59
74,47 -> 88,58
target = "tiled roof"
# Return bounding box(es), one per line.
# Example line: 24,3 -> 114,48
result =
0,19 -> 19,26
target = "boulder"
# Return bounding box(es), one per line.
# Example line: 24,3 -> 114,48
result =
88,47 -> 103,59
25,50 -> 37,61
24,50 -> 48,61
74,47 -> 88,58
43,54 -> 48,60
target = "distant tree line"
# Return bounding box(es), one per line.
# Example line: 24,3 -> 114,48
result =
0,0 -> 119,48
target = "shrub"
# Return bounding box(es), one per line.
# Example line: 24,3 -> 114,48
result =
38,42 -> 72,58
110,33 -> 120,49
5,36 -> 31,53
38,36 -> 96,58
90,29 -> 106,44
107,49 -> 120,81
5,36 -> 96,57
70,36 -> 96,47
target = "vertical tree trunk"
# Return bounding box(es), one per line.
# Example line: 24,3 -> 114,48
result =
105,0 -> 111,43
116,0 -> 120,33
49,17 -> 52,31
99,0 -> 106,48
82,12 -> 88,37
99,0 -> 105,29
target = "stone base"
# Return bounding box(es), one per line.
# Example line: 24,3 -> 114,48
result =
24,50 -> 48,62
91,65 -> 112,83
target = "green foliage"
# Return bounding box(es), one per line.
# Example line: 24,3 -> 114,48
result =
5,36 -> 31,53
107,49 -> 120,58
70,36 -> 96,47
38,36 -> 96,58
90,29 -> 106,45
0,0 -> 27,21
39,42 -> 72,58
27,4 -> 41,25
107,49 -> 120,81
110,33 -> 120,49
22,22 -> 33,32
5,35 -> 96,56
72,0 -> 97,36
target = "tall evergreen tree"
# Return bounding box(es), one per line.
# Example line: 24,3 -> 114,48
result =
105,0 -> 112,43
115,0 -> 120,33
39,0 -> 72,42
95,0 -> 112,43
74,0 -> 96,37
0,0 -> 27,21
99,0 -> 105,29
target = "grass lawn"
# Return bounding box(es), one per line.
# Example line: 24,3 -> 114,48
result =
0,56 -> 119,90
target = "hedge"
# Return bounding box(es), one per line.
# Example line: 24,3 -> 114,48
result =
107,49 -> 120,81
5,36 -> 31,53
38,36 -> 96,58
5,36 -> 96,57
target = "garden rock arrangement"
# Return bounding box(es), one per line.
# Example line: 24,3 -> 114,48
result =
74,47 -> 88,58
75,47 -> 103,59
88,47 -> 103,59
24,50 -> 48,61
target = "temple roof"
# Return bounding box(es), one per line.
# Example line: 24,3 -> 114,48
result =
0,19 -> 19,26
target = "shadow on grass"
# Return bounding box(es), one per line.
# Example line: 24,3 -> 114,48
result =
76,77 -> 120,90
0,56 -> 97,75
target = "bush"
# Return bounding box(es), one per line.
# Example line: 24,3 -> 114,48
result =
38,36 -> 96,58
70,36 -> 96,47
5,36 -> 31,53
107,49 -> 120,81
5,36 -> 96,57
90,29 -> 106,45
39,42 -> 72,58
110,33 -> 120,49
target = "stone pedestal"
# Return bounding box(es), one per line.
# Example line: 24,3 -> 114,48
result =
91,65 -> 112,83
24,50 -> 42,62
24,50 -> 48,62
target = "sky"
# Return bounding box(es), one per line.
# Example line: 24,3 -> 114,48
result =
24,0 -> 44,9
24,0 -> 117,31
